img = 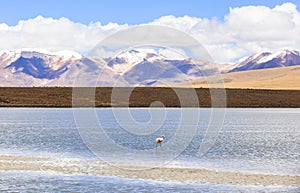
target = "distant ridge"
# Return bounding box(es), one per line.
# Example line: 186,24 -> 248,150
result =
229,50 -> 300,72
0,48 -> 299,87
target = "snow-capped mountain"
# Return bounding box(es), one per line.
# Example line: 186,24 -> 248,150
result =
0,49 -> 118,86
106,50 -> 166,74
229,50 -> 300,72
106,49 -> 219,86
0,48 -> 299,86
1,49 -> 82,76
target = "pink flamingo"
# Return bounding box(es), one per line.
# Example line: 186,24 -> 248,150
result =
156,135 -> 165,147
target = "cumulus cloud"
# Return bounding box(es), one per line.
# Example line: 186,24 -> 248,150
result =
0,16 -> 128,54
151,2 -> 300,63
0,3 -> 299,63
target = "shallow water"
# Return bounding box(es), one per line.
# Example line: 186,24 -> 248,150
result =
0,108 -> 299,192
0,171 -> 299,193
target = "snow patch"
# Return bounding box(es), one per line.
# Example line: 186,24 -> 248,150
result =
1,48 -> 82,61
257,50 -> 298,64
53,50 -> 82,60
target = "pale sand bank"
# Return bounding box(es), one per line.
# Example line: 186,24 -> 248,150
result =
0,155 -> 299,186
180,66 -> 300,90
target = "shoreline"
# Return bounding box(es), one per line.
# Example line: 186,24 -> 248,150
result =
0,87 -> 299,108
0,155 -> 299,186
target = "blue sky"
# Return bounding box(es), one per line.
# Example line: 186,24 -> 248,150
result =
1,0 -> 299,25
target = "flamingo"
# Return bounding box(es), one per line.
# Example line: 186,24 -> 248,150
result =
155,135 -> 165,147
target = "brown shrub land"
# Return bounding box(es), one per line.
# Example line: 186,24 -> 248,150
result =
0,87 -> 299,107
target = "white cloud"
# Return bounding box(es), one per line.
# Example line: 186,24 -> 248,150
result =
0,16 -> 128,54
0,3 -> 299,63
150,3 -> 300,63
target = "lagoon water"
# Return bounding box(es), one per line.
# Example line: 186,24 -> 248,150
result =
0,108 -> 299,192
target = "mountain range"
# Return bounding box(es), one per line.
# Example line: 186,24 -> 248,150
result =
0,48 -> 299,87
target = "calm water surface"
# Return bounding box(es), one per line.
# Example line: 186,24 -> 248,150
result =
0,108 -> 299,192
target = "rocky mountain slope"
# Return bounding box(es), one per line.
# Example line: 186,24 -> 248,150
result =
0,48 -> 299,87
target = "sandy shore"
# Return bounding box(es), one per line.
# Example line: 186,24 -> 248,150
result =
0,155 -> 299,186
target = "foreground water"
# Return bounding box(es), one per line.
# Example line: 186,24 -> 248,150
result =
1,171 -> 299,193
0,108 -> 299,192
